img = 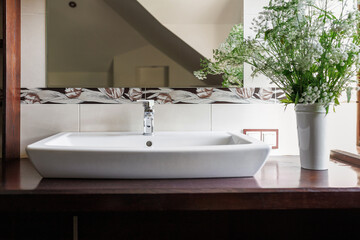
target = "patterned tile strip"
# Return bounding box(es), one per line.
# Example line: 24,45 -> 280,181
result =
20,88 -> 280,104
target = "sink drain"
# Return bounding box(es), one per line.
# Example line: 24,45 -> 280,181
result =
146,141 -> 153,147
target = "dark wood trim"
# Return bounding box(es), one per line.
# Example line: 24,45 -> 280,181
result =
357,64 -> 360,149
357,76 -> 360,151
76,210 -> 360,239
2,0 -> 21,162
330,149 -> 360,167
357,3 -> 360,152
2,189 -> 360,213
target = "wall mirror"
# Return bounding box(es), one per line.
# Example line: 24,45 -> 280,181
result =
46,0 -> 244,88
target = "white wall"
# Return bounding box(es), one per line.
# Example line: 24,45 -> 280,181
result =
21,102 -> 358,157
243,0 -> 272,87
113,45 -> 206,87
138,0 -> 243,59
47,72 -> 111,87
20,0 -> 358,157
21,0 -> 46,88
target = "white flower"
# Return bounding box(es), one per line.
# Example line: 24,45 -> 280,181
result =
194,71 -> 207,80
195,0 -> 360,108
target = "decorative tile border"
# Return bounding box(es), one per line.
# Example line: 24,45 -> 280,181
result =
145,88 -> 277,104
21,88 -> 145,104
274,88 -> 287,102
20,88 -> 281,104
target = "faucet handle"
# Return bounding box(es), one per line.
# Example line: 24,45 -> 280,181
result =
137,100 -> 155,110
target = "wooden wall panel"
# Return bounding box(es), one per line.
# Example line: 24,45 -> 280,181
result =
2,0 -> 21,162
357,2 -> 360,153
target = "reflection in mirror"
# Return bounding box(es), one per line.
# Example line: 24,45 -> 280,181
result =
46,0 -> 243,88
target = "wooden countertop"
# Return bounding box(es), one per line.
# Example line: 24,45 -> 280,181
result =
1,156 -> 360,212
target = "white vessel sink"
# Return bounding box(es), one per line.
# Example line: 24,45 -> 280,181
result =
26,132 -> 270,179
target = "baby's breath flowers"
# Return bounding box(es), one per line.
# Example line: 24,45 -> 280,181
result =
195,0 -> 360,112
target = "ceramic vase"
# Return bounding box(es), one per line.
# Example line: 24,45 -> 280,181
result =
295,104 -> 329,170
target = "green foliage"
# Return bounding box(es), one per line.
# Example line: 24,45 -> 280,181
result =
194,24 -> 246,87
194,0 -> 360,108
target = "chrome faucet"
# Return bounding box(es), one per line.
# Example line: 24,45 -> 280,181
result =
137,100 -> 155,135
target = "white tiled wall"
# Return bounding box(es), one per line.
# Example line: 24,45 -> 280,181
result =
154,105 -> 212,132
20,103 -> 358,157
21,104 -> 80,157
20,0 -> 358,157
80,104 -> 144,132
212,104 -> 298,155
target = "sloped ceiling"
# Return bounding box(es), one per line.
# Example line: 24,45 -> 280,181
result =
137,0 -> 243,58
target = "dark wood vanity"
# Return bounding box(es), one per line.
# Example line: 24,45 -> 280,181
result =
3,156 -> 360,212
1,156 -> 360,239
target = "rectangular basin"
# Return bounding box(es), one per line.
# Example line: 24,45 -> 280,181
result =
26,131 -> 271,179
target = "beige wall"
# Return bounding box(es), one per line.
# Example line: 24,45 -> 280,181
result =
113,45 -> 206,87
47,72 -> 111,88
138,0 -> 243,59
20,0 -> 358,158
21,0 -> 46,88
